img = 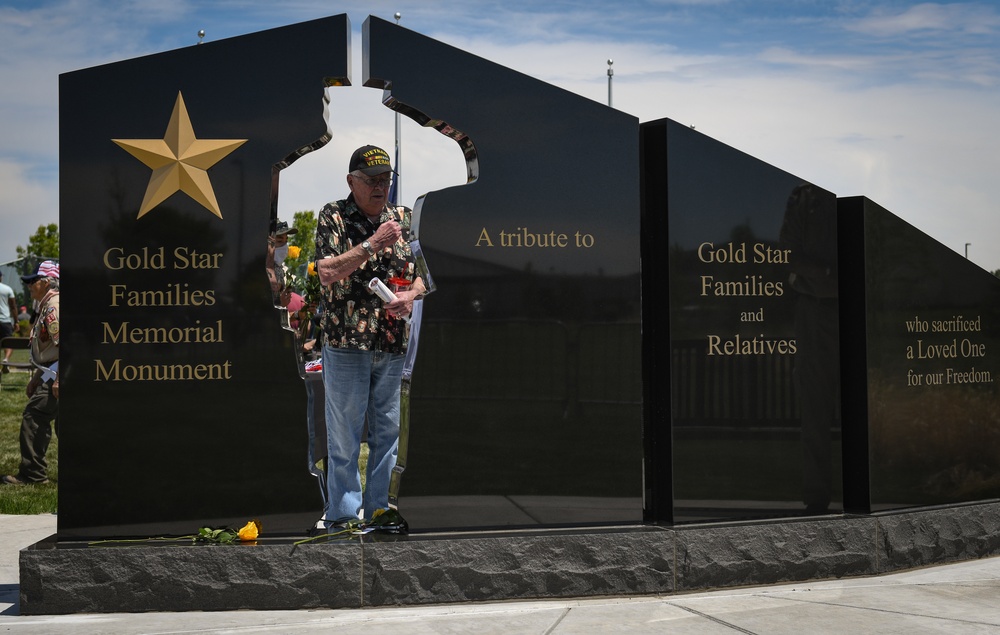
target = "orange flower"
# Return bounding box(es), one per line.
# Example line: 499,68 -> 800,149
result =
237,519 -> 261,542
288,245 -> 302,259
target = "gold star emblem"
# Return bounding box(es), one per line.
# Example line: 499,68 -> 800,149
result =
113,92 -> 247,219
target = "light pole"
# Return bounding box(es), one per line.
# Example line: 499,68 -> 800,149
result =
607,59 -> 614,108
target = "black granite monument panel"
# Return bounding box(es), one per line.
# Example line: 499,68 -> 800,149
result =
58,16 -> 351,538
838,197 -> 1000,512
642,118 -> 843,523
364,17 -> 643,529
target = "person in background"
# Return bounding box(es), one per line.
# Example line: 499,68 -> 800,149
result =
287,292 -> 305,330
267,219 -> 297,309
301,310 -> 320,361
315,145 -> 425,531
16,306 -> 31,337
2,260 -> 60,486
0,271 -> 16,369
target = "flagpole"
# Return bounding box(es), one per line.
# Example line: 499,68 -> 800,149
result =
394,12 -> 402,207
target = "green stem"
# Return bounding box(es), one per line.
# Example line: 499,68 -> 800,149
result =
291,528 -> 356,546
89,535 -> 197,547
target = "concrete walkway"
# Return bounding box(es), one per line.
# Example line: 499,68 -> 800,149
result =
3,514 -> 1000,634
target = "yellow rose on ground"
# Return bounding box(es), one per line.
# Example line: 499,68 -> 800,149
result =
237,519 -> 261,542
307,261 -> 317,276
288,245 -> 302,259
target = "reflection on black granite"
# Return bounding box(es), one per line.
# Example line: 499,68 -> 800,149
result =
644,119 -> 843,524
779,184 -> 840,513
365,17 -> 642,530
839,197 -> 1000,512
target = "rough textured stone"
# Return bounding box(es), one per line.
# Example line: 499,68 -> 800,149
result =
675,516 -> 877,591
363,528 -> 674,606
21,539 -> 363,614
20,504 -> 1000,615
877,501 -> 1000,573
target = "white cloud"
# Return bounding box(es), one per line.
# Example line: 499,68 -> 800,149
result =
847,2 -> 1000,37
0,159 -> 58,264
275,78 -> 469,222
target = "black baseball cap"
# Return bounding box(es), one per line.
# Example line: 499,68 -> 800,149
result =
274,220 -> 297,236
348,145 -> 395,176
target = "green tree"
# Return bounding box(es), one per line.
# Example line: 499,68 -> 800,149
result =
16,223 -> 59,260
289,210 -> 316,262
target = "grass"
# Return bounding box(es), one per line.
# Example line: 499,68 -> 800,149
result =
0,346 -> 59,515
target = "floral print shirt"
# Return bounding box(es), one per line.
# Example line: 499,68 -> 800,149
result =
314,196 -> 415,354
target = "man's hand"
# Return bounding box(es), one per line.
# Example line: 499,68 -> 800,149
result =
317,220 -> 405,286
385,288 -> 419,318
371,220 -> 402,251
26,377 -> 40,398
384,277 -> 426,319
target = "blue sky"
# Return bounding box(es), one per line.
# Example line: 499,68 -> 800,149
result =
2,1 -> 999,269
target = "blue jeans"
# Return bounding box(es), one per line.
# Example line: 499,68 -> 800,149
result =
321,345 -> 404,524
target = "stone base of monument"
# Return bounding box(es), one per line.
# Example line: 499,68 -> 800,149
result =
20,500 -> 1000,615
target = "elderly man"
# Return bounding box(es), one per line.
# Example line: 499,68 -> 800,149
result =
315,145 -> 425,530
2,260 -> 60,486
